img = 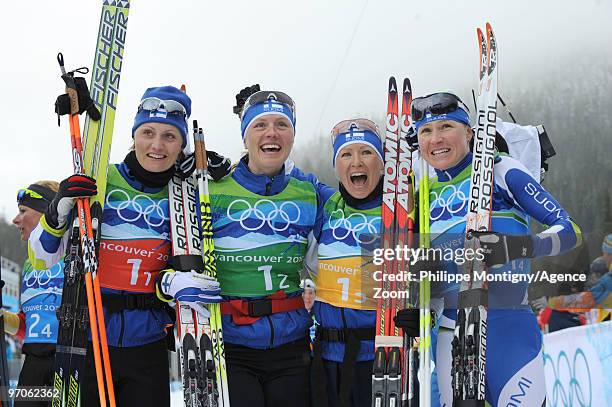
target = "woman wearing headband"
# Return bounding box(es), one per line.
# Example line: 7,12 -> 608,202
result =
203,89 -> 327,407
305,118 -> 383,407
7,181 -> 59,406
402,92 -> 581,406
28,86 -> 221,406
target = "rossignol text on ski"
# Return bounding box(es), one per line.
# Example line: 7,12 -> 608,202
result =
451,22 -> 497,407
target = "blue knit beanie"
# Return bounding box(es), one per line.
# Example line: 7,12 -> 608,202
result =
132,86 -> 191,148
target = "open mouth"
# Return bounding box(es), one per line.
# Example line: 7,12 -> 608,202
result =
350,172 -> 368,186
431,148 -> 450,156
147,153 -> 167,160
261,143 -> 281,153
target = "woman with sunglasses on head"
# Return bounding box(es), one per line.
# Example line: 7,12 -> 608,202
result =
397,92 -> 581,406
6,181 -> 59,406
200,89 -> 329,407
28,86 -> 222,406
305,118 -> 384,407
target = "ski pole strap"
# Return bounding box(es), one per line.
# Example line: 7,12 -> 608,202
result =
102,293 -> 166,314
220,291 -> 305,325
310,338 -> 329,407
315,326 -> 375,343
311,326 -> 374,407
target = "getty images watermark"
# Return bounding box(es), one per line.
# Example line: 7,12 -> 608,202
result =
371,246 -> 586,299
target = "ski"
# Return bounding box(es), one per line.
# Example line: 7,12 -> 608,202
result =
0,265 -> 9,405
169,173 -> 204,406
373,77 -> 416,407
397,78 -> 417,407
53,2 -> 130,406
451,22 -> 497,407
372,77 -> 400,407
170,120 -> 229,407
169,164 -> 209,407
54,54 -> 115,407
193,124 -> 230,406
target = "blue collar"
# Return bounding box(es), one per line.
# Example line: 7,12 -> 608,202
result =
232,158 -> 290,196
434,153 -> 472,182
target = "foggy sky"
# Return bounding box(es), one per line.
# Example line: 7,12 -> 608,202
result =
1,0 -> 610,220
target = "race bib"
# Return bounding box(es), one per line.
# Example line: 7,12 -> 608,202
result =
98,239 -> 170,292
317,256 -> 377,310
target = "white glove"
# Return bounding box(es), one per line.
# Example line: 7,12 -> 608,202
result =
159,270 -> 222,318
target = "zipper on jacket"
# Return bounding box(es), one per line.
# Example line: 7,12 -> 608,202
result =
118,309 -> 125,346
265,176 -> 274,196
340,307 -> 348,329
267,316 -> 275,348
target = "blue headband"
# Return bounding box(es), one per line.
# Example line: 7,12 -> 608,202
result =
332,129 -> 384,167
240,100 -> 295,139
414,107 -> 470,131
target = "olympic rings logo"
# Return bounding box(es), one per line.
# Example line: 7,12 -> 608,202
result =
429,179 -> 470,221
226,199 -> 301,232
328,209 -> 381,244
106,189 -> 169,228
24,264 -> 63,288
543,348 -> 592,407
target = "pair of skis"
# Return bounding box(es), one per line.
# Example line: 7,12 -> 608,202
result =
372,77 -> 416,407
169,121 -> 229,407
0,266 -> 9,405
53,2 -> 130,407
451,22 -> 497,407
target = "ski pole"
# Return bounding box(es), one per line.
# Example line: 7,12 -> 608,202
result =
418,156 -> 431,407
398,78 -> 417,407
496,93 -> 517,124
57,53 -> 116,407
193,122 -> 230,406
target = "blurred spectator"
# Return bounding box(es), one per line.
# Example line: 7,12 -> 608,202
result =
301,278 -> 316,312
539,234 -> 612,329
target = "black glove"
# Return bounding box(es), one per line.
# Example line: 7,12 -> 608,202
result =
394,308 -> 436,337
405,124 -> 419,152
233,84 -> 260,117
45,174 -> 97,230
470,231 -> 534,268
175,152 -> 196,180
207,150 -> 232,181
174,150 -> 231,181
55,76 -> 101,121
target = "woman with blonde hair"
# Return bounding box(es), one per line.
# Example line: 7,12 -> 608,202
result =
8,180 -> 59,406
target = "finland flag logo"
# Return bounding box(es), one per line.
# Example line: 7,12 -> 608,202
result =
264,101 -> 285,112
150,109 -> 168,118
346,131 -> 365,141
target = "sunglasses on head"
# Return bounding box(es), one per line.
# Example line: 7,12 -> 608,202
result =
411,92 -> 470,122
17,188 -> 46,202
138,97 -> 187,116
242,91 -> 296,116
330,118 -> 380,142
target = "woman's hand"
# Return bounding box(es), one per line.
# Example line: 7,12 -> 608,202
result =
159,270 -> 222,318
175,150 -> 231,181
470,231 -> 534,268
45,174 -> 97,230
